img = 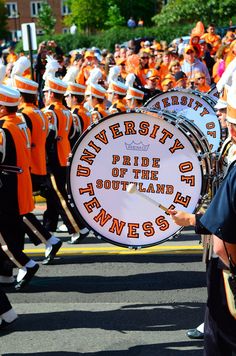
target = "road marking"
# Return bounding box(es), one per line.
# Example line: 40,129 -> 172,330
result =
24,245 -> 203,256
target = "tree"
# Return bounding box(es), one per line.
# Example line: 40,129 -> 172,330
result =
0,1 -> 9,39
152,0 -> 236,28
105,0 -> 125,28
116,0 -> 161,27
65,0 -> 108,34
37,1 -> 56,36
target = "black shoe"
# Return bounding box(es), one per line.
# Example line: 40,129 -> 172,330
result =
186,328 -> 204,340
42,240 -> 62,265
15,264 -> 39,291
0,318 -> 17,330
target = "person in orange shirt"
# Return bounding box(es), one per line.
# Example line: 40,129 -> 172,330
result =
6,46 -> 18,64
135,51 -> 150,86
168,60 -> 182,80
161,77 -> 175,92
76,50 -> 95,85
225,39 -> 236,67
201,24 -> 222,55
212,45 -> 228,84
117,58 -> 128,82
143,68 -> 162,102
193,71 -> 211,92
159,50 -> 171,81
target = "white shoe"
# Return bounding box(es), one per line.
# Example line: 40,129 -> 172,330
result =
1,308 -> 18,323
58,224 -> 68,232
16,267 -> 27,283
68,232 -> 81,244
88,230 -> 95,237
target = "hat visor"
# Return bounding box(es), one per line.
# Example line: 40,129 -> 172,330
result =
227,116 -> 236,124
214,101 -> 227,110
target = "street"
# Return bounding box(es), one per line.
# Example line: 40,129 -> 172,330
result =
0,211 -> 206,355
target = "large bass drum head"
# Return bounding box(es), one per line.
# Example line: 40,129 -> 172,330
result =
67,110 -> 207,248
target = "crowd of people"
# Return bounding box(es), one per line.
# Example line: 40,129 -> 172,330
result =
0,19 -> 236,355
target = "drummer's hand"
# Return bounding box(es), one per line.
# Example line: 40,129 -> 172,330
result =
168,209 -> 196,227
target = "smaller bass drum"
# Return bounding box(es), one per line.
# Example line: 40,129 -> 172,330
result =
144,88 -> 221,152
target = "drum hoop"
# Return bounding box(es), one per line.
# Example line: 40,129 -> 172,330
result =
145,87 -> 217,111
67,110 -> 206,248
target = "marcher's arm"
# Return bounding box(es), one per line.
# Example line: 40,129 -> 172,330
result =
213,235 -> 236,267
168,210 -> 211,234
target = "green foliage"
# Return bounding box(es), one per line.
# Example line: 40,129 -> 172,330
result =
15,23 -> 195,55
37,1 -> 56,36
152,0 -> 236,27
115,0 -> 160,27
0,0 -> 10,39
65,0 -> 108,33
105,1 -> 125,28
15,33 -> 91,55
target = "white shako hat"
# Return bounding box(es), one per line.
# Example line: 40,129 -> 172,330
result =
13,75 -> 39,94
43,76 -> 68,94
0,84 -> 20,106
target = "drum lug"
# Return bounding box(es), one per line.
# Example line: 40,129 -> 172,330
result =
128,246 -> 141,250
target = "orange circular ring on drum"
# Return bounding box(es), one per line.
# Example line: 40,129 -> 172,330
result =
67,110 -> 211,249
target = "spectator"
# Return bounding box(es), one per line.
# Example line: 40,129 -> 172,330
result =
137,19 -> 144,27
201,23 -> 222,55
193,71 -> 211,92
174,71 -> 188,89
181,45 -> 211,85
127,17 -> 136,29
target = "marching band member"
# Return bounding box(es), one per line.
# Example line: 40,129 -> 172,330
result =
186,86 -> 236,344
42,76 -> 89,244
85,67 -> 108,122
0,85 -> 39,290
125,86 -> 144,109
0,287 -> 18,329
125,73 -> 144,109
85,82 -> 108,122
64,82 -> 90,147
13,75 -> 62,265
42,77 -> 75,227
107,80 -> 128,114
143,68 -> 162,102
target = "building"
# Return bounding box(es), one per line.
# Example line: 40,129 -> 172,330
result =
5,0 -> 72,40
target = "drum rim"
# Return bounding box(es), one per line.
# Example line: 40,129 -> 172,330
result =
144,88 -> 217,109
67,110 -> 205,248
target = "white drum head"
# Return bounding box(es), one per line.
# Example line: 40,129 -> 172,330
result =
68,111 -> 207,248
144,89 -> 221,152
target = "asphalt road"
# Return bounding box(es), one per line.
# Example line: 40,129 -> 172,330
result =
0,222 -> 206,356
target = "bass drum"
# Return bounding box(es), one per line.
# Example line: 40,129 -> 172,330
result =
67,110 -> 211,249
144,88 -> 221,152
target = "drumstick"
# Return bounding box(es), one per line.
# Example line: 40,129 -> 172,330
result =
126,183 -> 169,212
